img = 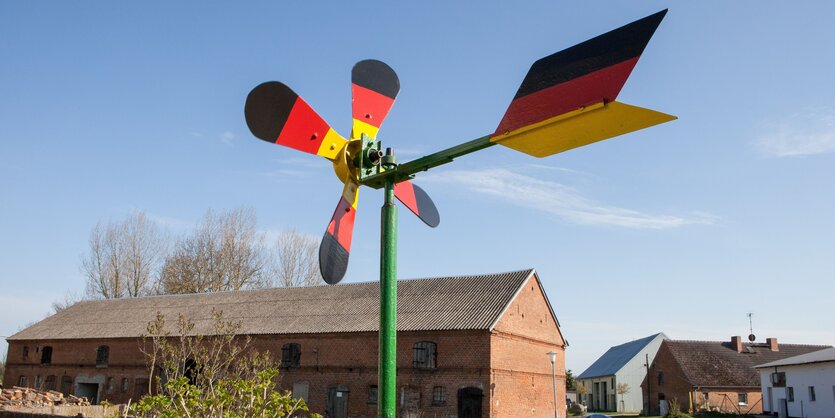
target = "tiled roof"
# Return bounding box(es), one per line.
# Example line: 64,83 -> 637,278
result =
666,340 -> 831,387
578,333 -> 666,379
755,347 -> 835,368
9,269 -> 537,340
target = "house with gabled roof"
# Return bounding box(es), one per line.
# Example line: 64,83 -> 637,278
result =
755,347 -> 835,418
643,336 -> 830,415
4,269 -> 566,418
577,332 -> 667,413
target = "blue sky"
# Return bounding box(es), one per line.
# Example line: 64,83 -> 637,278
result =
2,2 -> 835,373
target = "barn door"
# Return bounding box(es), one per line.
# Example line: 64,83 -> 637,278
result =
327,385 -> 349,418
458,387 -> 483,418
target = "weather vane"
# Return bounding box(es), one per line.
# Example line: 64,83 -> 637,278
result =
244,9 -> 673,417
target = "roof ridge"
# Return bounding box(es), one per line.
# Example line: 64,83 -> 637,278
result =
668,339 -> 830,347
69,269 -> 537,303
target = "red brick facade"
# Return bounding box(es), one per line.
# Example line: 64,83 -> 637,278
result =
644,343 -> 764,415
4,275 -> 566,417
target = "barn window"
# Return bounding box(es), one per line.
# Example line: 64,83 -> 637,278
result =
292,381 -> 309,401
22,346 -> 29,360
135,378 -> 150,399
809,386 -> 816,402
432,386 -> 446,405
787,387 -> 794,402
107,377 -> 115,394
367,385 -> 378,404
41,346 -> 53,365
737,393 -> 747,405
657,371 -> 665,385
34,375 -> 42,389
18,376 -> 26,387
281,343 -> 301,368
122,378 -> 129,392
412,341 -> 437,369
96,345 -> 110,367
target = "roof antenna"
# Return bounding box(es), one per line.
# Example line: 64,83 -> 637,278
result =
747,312 -> 756,342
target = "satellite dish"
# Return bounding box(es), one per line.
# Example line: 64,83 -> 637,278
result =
748,334 -> 756,342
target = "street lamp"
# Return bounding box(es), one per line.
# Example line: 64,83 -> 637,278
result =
548,351 -> 559,418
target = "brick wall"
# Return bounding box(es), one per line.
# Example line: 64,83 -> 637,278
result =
4,330 -> 496,416
643,343 -> 763,415
248,330 -> 493,417
693,389 -> 763,414
643,341 -> 693,414
4,338 -> 151,405
490,276 -> 566,418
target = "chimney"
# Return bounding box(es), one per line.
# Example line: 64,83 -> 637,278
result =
767,338 -> 779,352
731,336 -> 743,353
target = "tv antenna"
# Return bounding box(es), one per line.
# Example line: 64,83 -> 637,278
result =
747,312 -> 756,342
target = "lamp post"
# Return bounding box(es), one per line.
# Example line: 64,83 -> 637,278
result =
548,351 -> 559,418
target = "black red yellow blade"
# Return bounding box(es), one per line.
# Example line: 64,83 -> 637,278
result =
245,81 -> 346,160
351,60 -> 400,140
394,181 -> 440,228
491,10 -> 674,157
319,179 -> 360,284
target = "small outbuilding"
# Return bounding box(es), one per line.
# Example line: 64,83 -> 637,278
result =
755,346 -> 835,418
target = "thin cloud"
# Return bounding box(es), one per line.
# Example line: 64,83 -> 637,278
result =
260,157 -> 330,180
425,168 -> 715,229
220,131 -> 236,146
145,212 -> 195,232
757,108 -> 835,157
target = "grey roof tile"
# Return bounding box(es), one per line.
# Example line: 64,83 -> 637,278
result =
9,269 -> 535,340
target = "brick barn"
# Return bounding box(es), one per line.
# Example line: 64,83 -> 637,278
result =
4,269 -> 567,418
643,337 -> 830,415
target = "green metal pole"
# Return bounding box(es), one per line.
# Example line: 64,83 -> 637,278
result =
379,150 -> 398,418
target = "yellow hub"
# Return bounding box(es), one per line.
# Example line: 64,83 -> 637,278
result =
332,139 -> 362,183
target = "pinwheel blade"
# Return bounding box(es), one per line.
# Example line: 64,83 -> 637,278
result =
245,81 -> 346,160
491,10 -> 674,157
394,181 -> 440,228
351,60 -> 400,140
319,179 -> 360,284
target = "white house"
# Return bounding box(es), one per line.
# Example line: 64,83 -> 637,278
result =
755,347 -> 835,418
577,333 -> 667,413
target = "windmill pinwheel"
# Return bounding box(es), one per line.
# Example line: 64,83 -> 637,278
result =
244,10 -> 674,417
